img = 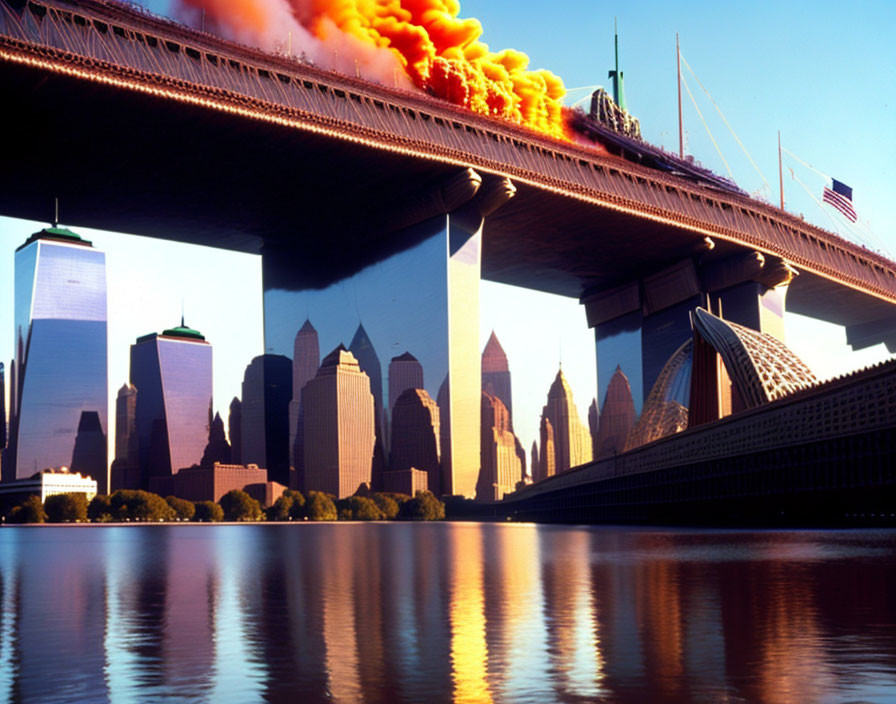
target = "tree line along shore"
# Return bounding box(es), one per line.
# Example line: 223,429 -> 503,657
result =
2,488 -> 446,524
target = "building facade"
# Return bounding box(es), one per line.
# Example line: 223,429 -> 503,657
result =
481,331 -> 513,420
130,322 -> 212,489
390,387 -> 440,494
288,319 -> 319,487
302,346 -> 375,498
241,354 -> 292,486
478,391 -> 522,501
539,368 -> 593,475
7,227 -> 108,492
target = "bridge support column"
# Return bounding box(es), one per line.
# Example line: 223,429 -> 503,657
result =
583,249 -> 797,416
260,169 -> 513,499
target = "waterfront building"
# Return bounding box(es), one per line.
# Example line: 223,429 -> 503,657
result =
539,368 -> 593,475
288,319 -> 319,488
8,226 -> 108,492
228,397 -> 242,464
172,462 -> 282,506
390,388 -> 440,494
477,391 -> 522,501
388,351 -> 424,418
302,345 -> 375,498
70,411 -> 106,485
481,331 -> 513,420
130,321 -> 212,491
0,467 -> 97,515
241,354 -> 292,486
596,366 -> 637,459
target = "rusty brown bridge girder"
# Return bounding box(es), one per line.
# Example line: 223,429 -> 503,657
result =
1,0 -> 896,336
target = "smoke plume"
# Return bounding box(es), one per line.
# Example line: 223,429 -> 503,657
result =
176,0 -> 569,139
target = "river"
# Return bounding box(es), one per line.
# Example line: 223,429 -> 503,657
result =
0,523 -> 894,703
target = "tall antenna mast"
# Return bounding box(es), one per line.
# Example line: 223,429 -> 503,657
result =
53,197 -> 59,227
677,33 -> 684,158
608,18 -> 625,111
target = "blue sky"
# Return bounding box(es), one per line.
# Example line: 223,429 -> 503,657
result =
1,0 -> 894,460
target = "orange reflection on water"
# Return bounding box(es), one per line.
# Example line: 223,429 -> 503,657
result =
449,524 -> 493,704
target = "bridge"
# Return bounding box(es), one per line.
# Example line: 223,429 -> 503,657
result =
2,0 -> 895,500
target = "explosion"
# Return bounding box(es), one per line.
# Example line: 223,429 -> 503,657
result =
177,0 -> 569,140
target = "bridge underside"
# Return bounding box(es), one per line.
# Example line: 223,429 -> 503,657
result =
3,55 -> 895,344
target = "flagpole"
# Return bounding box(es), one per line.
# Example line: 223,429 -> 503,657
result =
677,33 -> 683,158
778,130 -> 784,209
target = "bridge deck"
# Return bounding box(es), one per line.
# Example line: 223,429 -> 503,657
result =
1,0 -> 895,329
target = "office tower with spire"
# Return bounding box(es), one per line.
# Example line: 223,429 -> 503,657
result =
390,387 -> 440,493
288,319 -> 319,489
477,391 -> 522,501
588,398 -> 600,460
538,368 -> 593,476
481,331 -> 513,420
302,345 -> 375,498
130,320 -> 212,490
241,354 -> 292,486
7,225 -> 108,491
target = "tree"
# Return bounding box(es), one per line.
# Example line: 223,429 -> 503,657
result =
371,493 -> 400,520
335,497 -> 353,520
219,490 -> 263,522
193,500 -> 224,522
88,494 -> 114,522
345,496 -> 384,521
287,490 -> 306,520
266,494 -> 294,521
110,490 -> 175,522
304,491 -> 337,521
165,496 -> 196,521
400,491 -> 446,521
45,493 -> 89,523
7,495 -> 46,524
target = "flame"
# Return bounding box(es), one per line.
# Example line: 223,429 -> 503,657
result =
177,0 -> 570,140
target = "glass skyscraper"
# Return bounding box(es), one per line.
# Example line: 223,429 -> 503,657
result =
8,227 -> 108,491
130,323 -> 212,490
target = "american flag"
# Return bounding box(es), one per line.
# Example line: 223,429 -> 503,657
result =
822,179 -> 857,222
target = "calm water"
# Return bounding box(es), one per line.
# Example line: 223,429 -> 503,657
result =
0,523 -> 894,704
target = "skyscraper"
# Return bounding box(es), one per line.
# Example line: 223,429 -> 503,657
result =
481,331 -> 512,420
596,366 -> 637,459
588,398 -> 600,460
0,362 -> 6,451
539,368 -> 592,476
0,362 -> 6,482
390,387 -> 440,493
130,321 -> 212,491
8,226 -> 108,491
477,391 -> 522,501
388,351 -> 424,418
115,383 -> 138,466
241,354 -> 292,486
302,345 -> 375,498
538,416 -> 555,482
349,324 -> 385,487
288,320 -> 319,489
229,397 -> 242,465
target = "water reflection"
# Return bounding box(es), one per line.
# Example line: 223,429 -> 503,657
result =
0,526 -> 894,703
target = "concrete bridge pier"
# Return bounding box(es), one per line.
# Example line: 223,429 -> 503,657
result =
260,169 -> 514,498
583,248 -> 797,418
